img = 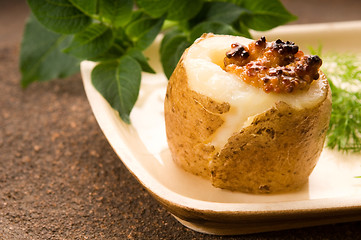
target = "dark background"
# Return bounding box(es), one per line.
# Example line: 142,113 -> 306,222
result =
1,0 -> 361,239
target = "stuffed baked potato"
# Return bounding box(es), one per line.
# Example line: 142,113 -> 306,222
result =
164,34 -> 332,193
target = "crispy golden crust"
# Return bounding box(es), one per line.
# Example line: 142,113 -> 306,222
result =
210,77 -> 331,193
164,46 -> 331,193
164,55 -> 230,178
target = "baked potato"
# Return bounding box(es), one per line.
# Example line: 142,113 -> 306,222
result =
164,34 -> 332,193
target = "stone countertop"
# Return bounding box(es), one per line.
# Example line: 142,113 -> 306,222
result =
1,1 -> 361,239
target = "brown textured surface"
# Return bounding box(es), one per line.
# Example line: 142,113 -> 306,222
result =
211,77 -> 331,193
1,0 -> 361,239
164,54 -> 230,178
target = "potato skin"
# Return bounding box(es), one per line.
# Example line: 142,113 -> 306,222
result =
210,82 -> 331,193
164,55 -> 230,178
164,50 -> 332,193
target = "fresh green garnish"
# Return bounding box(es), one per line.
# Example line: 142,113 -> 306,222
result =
321,53 -> 361,153
20,0 -> 296,123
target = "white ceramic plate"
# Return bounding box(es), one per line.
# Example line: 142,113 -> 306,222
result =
81,21 -> 361,235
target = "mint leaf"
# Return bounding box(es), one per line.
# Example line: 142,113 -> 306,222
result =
160,32 -> 190,78
240,0 -> 297,31
63,23 -> 114,59
69,0 -> 97,16
167,0 -> 203,21
27,0 -> 91,34
190,21 -> 239,42
99,0 -> 133,27
20,15 -> 80,87
91,56 -> 142,123
126,16 -> 164,50
126,48 -> 155,73
136,0 -> 171,18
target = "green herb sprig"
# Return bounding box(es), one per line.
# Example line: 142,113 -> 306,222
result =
20,0 -> 296,123
321,53 -> 361,153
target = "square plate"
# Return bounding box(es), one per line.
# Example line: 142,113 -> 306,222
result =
81,21 -> 361,235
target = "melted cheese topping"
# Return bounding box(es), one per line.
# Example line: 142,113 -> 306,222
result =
184,35 -> 328,149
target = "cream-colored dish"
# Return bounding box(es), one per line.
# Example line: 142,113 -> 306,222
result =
81,21 -> 361,235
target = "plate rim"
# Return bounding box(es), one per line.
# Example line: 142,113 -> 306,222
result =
81,20 -> 361,233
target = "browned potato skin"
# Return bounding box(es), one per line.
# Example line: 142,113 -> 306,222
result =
164,54 -> 230,179
211,78 -> 331,193
164,48 -> 332,194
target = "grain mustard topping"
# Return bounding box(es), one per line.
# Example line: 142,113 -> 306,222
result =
224,36 -> 322,93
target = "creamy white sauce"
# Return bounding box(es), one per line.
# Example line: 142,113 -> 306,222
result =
184,35 -> 328,149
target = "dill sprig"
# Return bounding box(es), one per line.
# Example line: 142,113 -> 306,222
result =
320,53 -> 361,153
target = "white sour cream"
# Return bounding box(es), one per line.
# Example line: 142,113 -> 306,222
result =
184,35 -> 328,149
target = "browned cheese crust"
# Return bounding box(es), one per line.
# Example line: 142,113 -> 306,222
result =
164,54 -> 230,178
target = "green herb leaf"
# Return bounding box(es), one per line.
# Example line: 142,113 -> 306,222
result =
160,31 -> 190,78
87,45 -> 124,62
126,15 -> 164,50
69,0 -> 97,16
128,9 -> 144,23
240,0 -> 297,31
99,0 -> 133,27
136,0 -> 171,18
167,0 -> 203,21
136,0 -> 203,21
188,2 -> 251,38
20,15 -> 80,88
199,2 -> 246,25
63,23 -> 114,59
321,53 -> 361,153
327,82 -> 361,152
27,0 -> 91,34
91,56 -> 142,123
87,29 -> 132,62
126,48 -> 155,73
232,21 -> 252,39
159,29 -> 183,54
190,21 -> 239,42
22,0 -> 298,124
113,27 -> 133,49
